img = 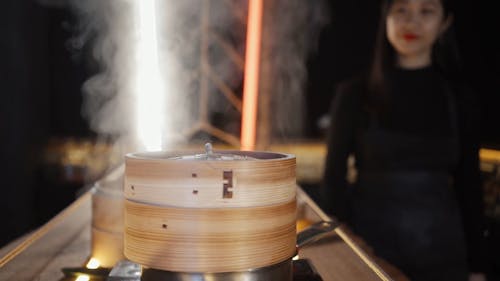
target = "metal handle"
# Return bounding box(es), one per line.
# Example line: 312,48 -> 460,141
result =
296,220 -> 339,249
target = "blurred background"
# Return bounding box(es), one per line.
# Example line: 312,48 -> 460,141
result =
0,0 -> 499,276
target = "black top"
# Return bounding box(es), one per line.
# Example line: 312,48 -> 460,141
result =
383,66 -> 452,137
321,66 -> 486,272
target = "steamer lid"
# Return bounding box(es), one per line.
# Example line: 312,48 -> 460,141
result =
167,143 -> 257,161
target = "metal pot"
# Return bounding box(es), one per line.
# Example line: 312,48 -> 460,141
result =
137,220 -> 338,281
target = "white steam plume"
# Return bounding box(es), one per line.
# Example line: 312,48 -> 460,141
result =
261,0 -> 329,140
69,0 -> 328,150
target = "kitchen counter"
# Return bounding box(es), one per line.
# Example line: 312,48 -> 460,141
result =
0,187 -> 400,281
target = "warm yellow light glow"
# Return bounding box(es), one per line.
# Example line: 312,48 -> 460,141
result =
135,0 -> 164,151
86,257 -> 100,269
76,275 -> 90,281
292,255 -> 300,260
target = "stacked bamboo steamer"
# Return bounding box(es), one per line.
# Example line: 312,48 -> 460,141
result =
91,166 -> 125,268
123,147 -> 297,273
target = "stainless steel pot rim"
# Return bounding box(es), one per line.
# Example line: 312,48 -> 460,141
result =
141,257 -> 293,275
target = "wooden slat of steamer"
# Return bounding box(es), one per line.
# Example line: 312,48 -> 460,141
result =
124,151 -> 296,208
91,188 -> 124,233
90,227 -> 124,268
124,199 -> 297,273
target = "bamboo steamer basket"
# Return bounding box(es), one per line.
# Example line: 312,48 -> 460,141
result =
90,170 -> 125,268
123,148 -> 297,273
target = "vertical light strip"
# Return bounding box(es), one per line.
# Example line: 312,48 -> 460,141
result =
136,0 -> 164,151
241,0 -> 263,150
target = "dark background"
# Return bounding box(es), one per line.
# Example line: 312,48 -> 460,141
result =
0,0 -> 499,273
0,1 -> 96,247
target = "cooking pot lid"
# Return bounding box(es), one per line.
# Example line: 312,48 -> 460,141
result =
168,143 -> 257,161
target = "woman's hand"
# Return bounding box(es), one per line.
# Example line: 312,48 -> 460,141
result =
469,272 -> 487,281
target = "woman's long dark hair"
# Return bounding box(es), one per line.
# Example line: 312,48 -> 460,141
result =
366,0 -> 463,111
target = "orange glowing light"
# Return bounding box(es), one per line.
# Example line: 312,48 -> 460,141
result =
241,0 -> 263,151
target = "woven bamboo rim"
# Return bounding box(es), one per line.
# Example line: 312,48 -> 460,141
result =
124,198 -> 297,272
124,150 -> 296,208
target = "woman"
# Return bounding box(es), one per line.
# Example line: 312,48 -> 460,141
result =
320,0 -> 486,280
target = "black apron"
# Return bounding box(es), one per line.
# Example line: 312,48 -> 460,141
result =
350,89 -> 468,281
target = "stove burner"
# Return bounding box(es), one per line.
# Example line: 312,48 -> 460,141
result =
106,259 -> 323,281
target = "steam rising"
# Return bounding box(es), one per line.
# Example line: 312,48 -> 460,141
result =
70,0 -> 137,144
262,0 -> 329,139
70,0 -> 328,150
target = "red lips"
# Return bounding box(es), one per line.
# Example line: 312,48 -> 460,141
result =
403,33 -> 418,41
